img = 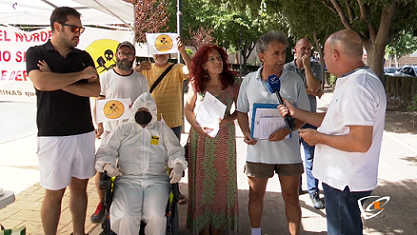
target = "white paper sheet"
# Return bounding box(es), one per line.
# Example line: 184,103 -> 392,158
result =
252,107 -> 281,138
258,117 -> 288,140
195,92 -> 227,138
96,98 -> 132,123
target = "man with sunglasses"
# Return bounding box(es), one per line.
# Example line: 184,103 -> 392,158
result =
91,41 -> 149,223
26,7 -> 99,235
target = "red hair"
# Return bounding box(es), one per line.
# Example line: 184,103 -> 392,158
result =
190,45 -> 236,93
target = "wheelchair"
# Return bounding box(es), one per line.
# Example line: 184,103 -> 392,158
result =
98,171 -> 180,235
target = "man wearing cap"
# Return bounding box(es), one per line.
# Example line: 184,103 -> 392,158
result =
90,41 -> 149,223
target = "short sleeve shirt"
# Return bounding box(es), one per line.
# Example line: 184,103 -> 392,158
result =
237,67 -> 310,164
99,69 -> 149,132
313,68 -> 387,191
284,60 -> 323,112
141,63 -> 188,128
26,40 -> 95,136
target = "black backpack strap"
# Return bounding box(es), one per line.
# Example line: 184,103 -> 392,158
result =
149,64 -> 175,93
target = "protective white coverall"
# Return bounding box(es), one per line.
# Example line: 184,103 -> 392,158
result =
95,92 -> 187,235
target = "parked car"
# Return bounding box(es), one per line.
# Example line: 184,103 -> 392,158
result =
393,65 -> 417,77
384,67 -> 398,76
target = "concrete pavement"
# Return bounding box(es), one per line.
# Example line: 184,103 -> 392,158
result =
1,89 -> 416,234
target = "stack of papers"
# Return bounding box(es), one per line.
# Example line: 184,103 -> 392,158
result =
251,103 -> 288,140
196,92 -> 227,137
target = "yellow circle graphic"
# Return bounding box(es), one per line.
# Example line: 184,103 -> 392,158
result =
103,100 -> 125,119
85,39 -> 119,75
155,34 -> 173,52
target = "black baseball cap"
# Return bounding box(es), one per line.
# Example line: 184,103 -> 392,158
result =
116,41 -> 136,54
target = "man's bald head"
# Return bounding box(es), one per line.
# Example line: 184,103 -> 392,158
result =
324,29 -> 365,77
326,29 -> 363,58
294,38 -> 313,67
295,38 -> 312,48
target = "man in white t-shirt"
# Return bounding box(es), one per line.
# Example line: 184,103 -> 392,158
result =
278,29 -> 386,235
91,41 -> 149,223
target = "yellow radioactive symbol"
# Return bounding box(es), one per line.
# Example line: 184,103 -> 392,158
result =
103,100 -> 125,119
85,39 -> 119,75
155,34 -> 173,52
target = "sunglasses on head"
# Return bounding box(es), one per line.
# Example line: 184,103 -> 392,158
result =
59,22 -> 85,34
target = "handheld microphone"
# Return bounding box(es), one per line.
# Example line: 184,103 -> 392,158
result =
266,75 -> 296,131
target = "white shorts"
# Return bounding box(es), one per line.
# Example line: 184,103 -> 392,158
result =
37,131 -> 96,190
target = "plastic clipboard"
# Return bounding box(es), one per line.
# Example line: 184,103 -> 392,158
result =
251,103 -> 279,139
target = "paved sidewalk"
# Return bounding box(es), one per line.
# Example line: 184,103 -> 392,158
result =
0,135 -> 101,234
1,89 -> 417,234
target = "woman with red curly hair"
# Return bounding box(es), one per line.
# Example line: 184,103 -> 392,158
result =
184,44 -> 241,235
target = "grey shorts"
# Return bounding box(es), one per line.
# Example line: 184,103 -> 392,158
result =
244,161 -> 304,178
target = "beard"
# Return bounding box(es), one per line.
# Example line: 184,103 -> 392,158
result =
59,32 -> 78,49
116,58 -> 134,71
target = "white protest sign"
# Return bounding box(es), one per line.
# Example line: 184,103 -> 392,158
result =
96,98 -> 132,123
0,26 -> 51,102
0,26 -> 134,102
146,33 -> 178,55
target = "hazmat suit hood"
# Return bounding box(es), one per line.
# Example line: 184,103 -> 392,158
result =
129,92 -> 157,125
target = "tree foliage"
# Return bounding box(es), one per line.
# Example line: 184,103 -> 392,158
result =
210,3 -> 287,71
188,26 -> 216,50
123,0 -> 170,43
212,0 -> 417,79
386,31 -> 417,67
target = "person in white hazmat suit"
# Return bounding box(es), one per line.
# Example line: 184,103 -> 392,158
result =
95,92 -> 188,235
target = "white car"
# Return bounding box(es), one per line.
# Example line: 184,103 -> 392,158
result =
393,65 -> 417,77
384,67 -> 398,76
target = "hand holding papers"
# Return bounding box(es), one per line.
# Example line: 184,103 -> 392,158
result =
196,92 -> 227,138
251,103 -> 291,140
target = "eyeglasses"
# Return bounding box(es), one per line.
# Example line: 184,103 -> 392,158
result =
117,51 -> 135,59
59,23 -> 85,34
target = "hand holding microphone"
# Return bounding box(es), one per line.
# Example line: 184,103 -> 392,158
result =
266,75 -> 296,131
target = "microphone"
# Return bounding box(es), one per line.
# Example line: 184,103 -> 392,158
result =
266,75 -> 296,131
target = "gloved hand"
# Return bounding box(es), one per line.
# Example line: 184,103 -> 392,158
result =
169,163 -> 184,184
104,163 -> 122,177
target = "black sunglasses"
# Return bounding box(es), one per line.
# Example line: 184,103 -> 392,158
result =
59,23 -> 85,34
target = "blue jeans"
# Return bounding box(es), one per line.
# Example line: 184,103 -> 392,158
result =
300,123 -> 319,195
323,183 -> 372,235
171,126 -> 182,141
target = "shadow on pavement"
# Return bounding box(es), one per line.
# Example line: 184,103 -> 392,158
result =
177,183 -> 327,235
176,178 -> 417,235
384,111 -> 417,134
362,179 -> 417,235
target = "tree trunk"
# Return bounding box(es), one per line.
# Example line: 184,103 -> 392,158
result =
312,33 -> 326,88
366,43 -> 386,82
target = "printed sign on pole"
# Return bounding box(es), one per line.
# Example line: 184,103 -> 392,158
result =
146,33 -> 178,55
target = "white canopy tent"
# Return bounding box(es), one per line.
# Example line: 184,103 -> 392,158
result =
0,0 -> 134,27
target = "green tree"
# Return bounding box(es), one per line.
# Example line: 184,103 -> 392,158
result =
211,4 -> 287,73
277,0 -> 342,85
167,0 -> 287,73
386,31 -> 417,67
213,0 -> 417,79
